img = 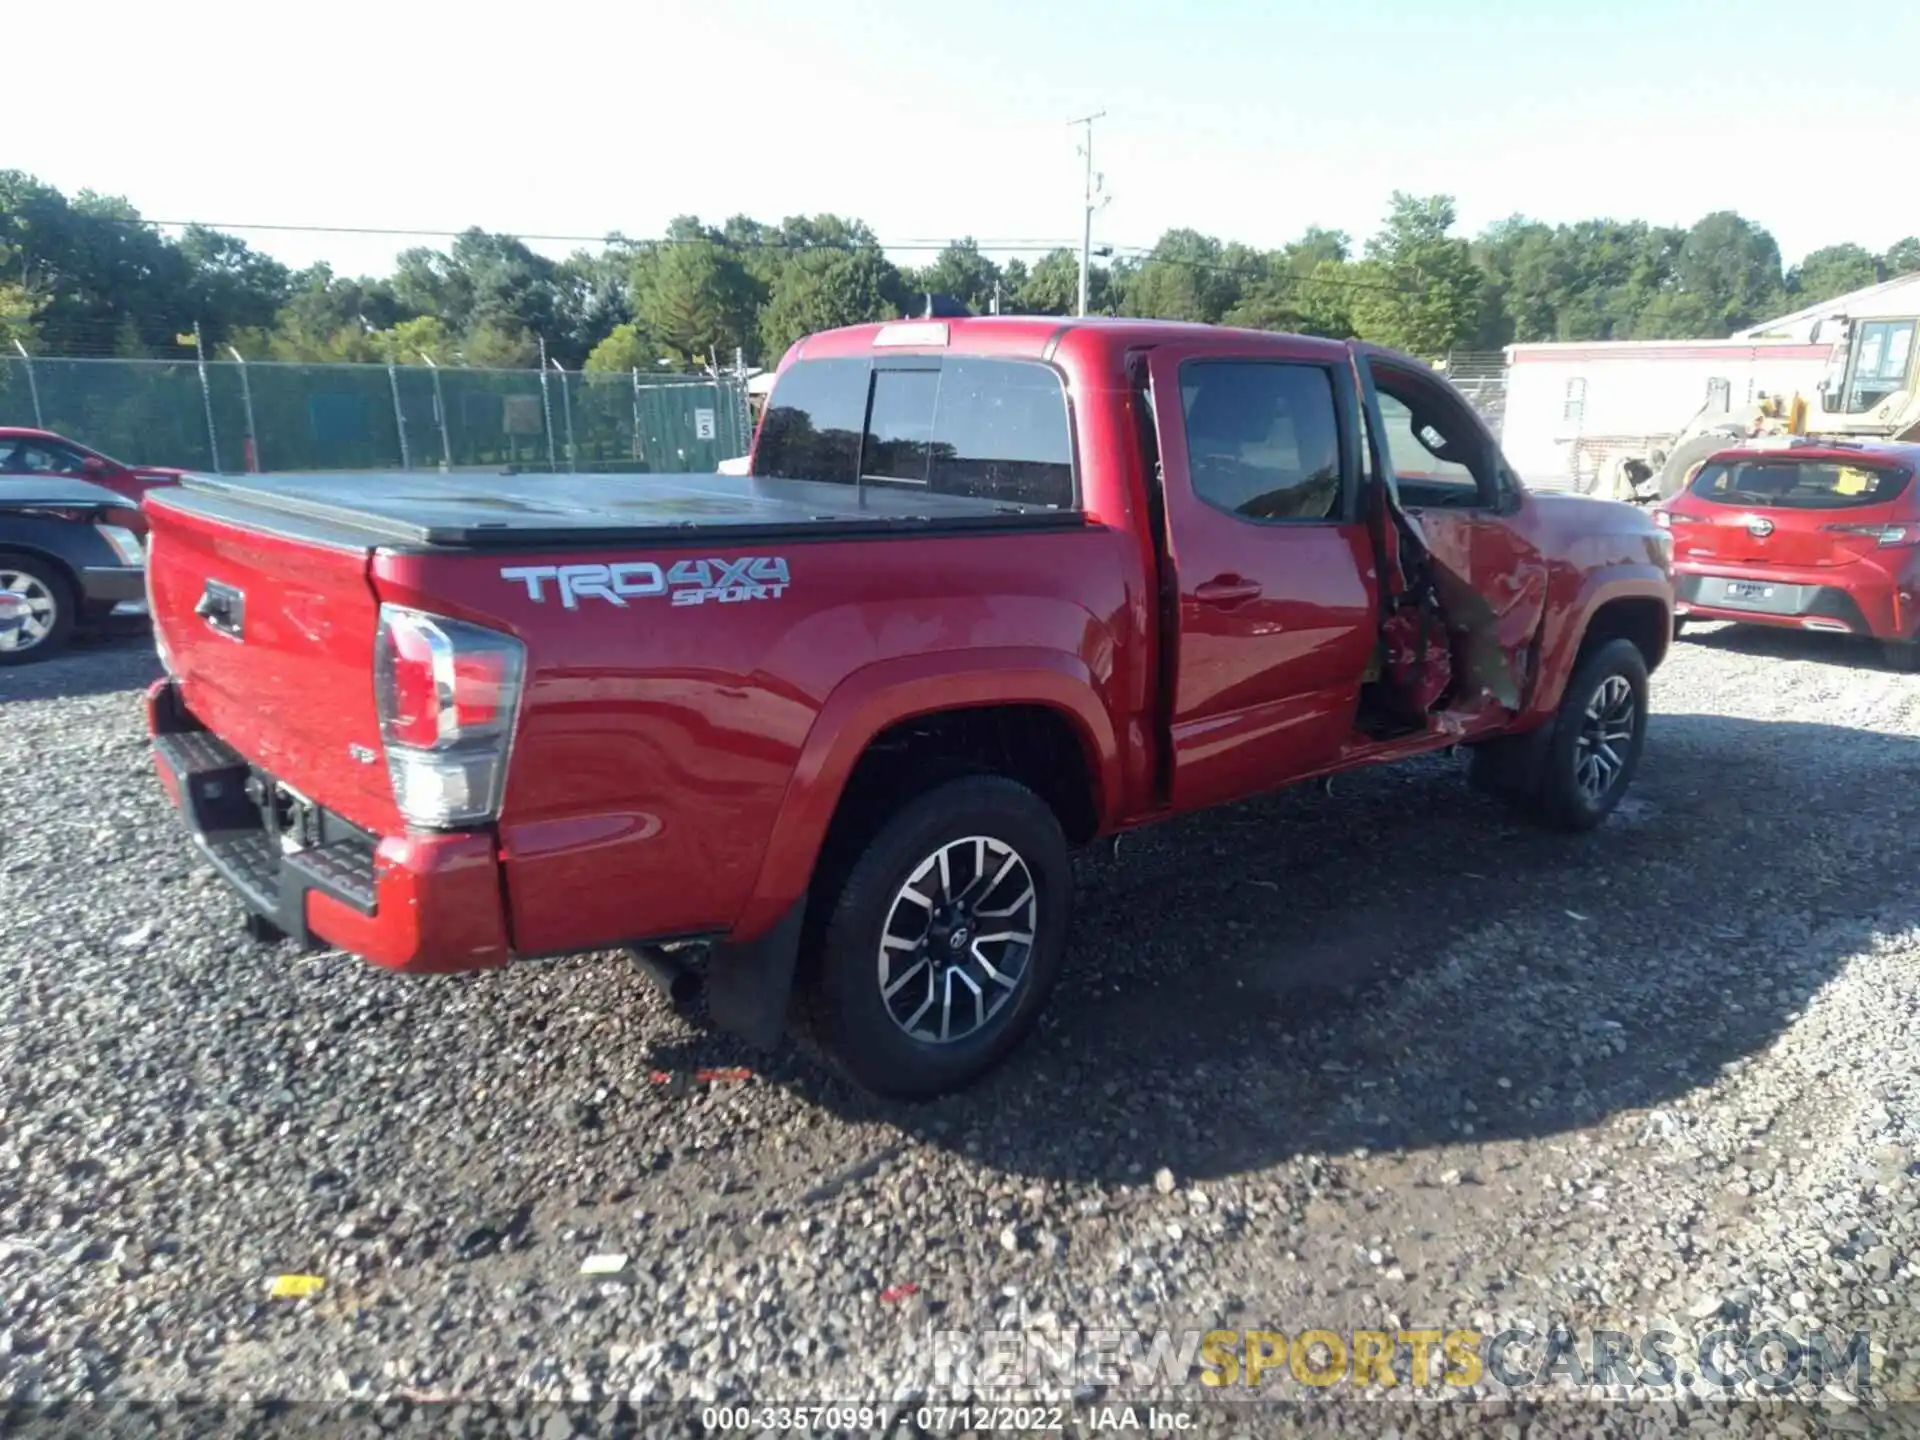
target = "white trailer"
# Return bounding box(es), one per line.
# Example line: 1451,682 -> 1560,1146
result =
1501,338 -> 1829,495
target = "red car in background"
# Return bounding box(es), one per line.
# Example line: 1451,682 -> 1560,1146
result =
0,428 -> 187,533
1658,436 -> 1920,670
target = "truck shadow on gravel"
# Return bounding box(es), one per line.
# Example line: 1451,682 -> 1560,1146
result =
0,629 -> 160,703
657,713 -> 1918,1184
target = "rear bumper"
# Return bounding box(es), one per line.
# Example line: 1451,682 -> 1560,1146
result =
1673,563 -> 1909,640
146,678 -> 511,973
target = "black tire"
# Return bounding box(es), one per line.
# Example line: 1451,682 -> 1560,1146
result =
1672,615 -> 1687,641
1523,638 -> 1651,832
1658,432 -> 1737,500
1464,735 -> 1530,801
1882,639 -> 1920,673
801,775 -> 1072,1099
0,550 -> 75,666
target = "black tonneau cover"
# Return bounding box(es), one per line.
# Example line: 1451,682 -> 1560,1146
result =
168,470 -> 1085,549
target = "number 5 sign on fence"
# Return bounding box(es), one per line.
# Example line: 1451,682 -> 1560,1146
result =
695,408 -> 716,441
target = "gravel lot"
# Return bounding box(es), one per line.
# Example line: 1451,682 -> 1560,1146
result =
2,624 -> 1916,1435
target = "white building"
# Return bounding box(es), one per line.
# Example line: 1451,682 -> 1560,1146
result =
1500,271 -> 1920,494
1732,272 -> 1920,341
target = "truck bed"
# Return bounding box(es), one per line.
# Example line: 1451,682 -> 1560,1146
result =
162,470 -> 1086,550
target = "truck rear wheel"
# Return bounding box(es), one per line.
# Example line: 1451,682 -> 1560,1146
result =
802,775 -> 1072,1099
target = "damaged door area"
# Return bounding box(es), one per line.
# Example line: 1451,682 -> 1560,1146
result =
1351,349 -> 1548,734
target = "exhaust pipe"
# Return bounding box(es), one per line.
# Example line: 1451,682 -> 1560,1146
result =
630,945 -> 702,1006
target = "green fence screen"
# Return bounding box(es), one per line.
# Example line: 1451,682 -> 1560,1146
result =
0,356 -> 753,476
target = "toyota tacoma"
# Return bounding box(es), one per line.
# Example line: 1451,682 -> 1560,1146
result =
142,318 -> 1674,1097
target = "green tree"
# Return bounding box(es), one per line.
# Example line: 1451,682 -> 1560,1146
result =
759,247 -> 907,359
1346,193 -> 1481,356
911,238 -> 1002,313
173,226 -> 291,342
1668,211 -> 1785,335
1788,243 -> 1881,306
583,322 -> 662,373
1885,238 -> 1920,277
1013,248 -> 1111,315
1221,229 -> 1353,336
374,315 -> 452,365
253,263 -> 408,361
0,284 -> 35,351
459,320 -> 540,369
1119,229 -> 1244,323
635,239 -> 759,367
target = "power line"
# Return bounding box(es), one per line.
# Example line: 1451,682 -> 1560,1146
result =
1103,243 -> 1424,299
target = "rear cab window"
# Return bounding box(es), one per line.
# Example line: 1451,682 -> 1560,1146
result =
752,354 -> 1076,510
1689,457 -> 1913,510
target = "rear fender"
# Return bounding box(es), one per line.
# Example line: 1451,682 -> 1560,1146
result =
729,646 -> 1121,944
703,647 -> 1118,1049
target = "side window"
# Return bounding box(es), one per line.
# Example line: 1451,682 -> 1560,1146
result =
752,357 -> 869,483
1365,372 -> 1492,508
8,442 -> 78,475
1177,361 -> 1343,522
1562,378 -> 1587,425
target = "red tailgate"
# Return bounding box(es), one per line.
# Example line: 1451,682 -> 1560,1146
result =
146,498 -> 401,835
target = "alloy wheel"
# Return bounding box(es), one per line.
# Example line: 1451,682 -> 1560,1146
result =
1573,673 -> 1636,803
0,570 -> 58,654
876,835 -> 1037,1045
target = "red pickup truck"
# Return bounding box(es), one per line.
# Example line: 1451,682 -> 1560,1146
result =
143,317 -> 1674,1097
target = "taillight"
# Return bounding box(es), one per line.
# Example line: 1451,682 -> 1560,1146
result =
1821,522 -> 1920,548
372,605 -> 526,829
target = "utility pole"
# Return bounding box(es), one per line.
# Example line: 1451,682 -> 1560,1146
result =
1070,110 -> 1107,317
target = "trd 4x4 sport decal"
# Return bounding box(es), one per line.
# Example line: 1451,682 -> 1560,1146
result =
501,558 -> 791,610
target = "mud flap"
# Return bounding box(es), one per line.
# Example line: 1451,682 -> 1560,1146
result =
704,898 -> 807,1050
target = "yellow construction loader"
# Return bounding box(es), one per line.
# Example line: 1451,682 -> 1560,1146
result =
1612,306 -> 1916,503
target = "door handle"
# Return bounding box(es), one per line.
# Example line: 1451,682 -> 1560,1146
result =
1195,576 -> 1262,605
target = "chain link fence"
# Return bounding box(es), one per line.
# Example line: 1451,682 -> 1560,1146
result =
0,353 -> 753,476
3,346 -> 1513,477
1434,350 -> 1510,438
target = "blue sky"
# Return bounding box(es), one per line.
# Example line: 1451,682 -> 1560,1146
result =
13,0 -> 1919,276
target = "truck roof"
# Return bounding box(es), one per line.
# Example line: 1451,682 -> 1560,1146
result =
791,315 -> 1354,365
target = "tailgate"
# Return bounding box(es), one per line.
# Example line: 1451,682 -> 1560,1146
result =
147,495 -> 400,835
